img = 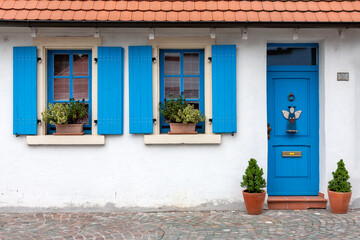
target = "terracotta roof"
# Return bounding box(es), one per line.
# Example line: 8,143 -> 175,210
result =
0,0 -> 359,23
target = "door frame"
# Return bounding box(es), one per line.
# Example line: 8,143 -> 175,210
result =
266,43 -> 320,196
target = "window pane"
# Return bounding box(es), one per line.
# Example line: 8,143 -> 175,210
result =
164,53 -> 180,75
73,78 -> 89,100
73,54 -> 89,76
183,53 -> 199,75
183,77 -> 199,99
82,103 -> 89,125
54,78 -> 69,101
187,101 -> 199,110
165,77 -> 180,98
267,47 -> 317,65
54,54 -> 70,76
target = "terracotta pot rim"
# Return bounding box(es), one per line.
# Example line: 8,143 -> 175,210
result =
169,122 -> 196,125
328,189 -> 352,194
242,189 -> 266,195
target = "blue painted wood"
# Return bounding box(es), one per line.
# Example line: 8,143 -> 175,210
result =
159,49 -> 204,133
13,46 -> 37,135
129,46 -> 153,134
97,47 -> 124,134
48,50 -> 92,134
267,44 -> 319,196
212,45 -> 237,133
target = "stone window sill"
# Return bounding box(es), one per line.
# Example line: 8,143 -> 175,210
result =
144,134 -> 221,145
27,135 -> 105,146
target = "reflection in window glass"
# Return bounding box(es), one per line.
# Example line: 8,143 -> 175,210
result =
165,77 -> 180,98
267,47 -> 317,65
183,77 -> 199,99
183,53 -> 199,75
54,78 -> 69,101
164,53 -> 180,75
73,54 -> 89,76
73,78 -> 89,100
54,54 -> 70,76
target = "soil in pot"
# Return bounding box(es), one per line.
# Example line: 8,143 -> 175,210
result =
328,190 -> 352,214
242,190 -> 266,215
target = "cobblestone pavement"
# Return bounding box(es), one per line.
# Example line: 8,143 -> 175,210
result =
0,209 -> 359,239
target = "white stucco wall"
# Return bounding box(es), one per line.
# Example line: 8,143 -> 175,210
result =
0,27 -> 359,210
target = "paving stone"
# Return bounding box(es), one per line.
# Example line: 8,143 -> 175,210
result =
0,210 -> 359,239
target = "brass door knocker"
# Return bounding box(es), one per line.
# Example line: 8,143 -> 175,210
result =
288,92 -> 295,102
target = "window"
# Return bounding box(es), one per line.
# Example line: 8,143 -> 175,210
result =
159,49 -> 205,133
267,46 -> 317,66
47,50 -> 92,134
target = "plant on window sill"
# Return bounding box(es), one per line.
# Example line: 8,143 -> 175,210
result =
159,94 -> 205,134
41,98 -> 88,135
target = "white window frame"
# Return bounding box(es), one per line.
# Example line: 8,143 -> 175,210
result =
144,37 -> 221,144
27,37 -> 104,145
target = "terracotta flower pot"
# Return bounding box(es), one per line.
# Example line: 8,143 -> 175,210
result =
169,123 -> 197,134
328,189 -> 352,214
242,190 -> 266,215
54,124 -> 84,135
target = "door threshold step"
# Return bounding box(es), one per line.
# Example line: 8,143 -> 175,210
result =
268,193 -> 327,210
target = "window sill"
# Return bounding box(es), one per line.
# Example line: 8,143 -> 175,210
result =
27,135 -> 105,146
144,134 -> 221,145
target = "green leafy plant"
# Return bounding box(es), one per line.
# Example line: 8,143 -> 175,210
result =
68,98 -> 88,124
41,103 -> 70,125
241,158 -> 267,193
159,94 -> 205,124
41,98 -> 88,125
176,104 -> 205,124
328,159 -> 352,192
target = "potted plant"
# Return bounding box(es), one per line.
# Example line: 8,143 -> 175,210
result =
159,94 -> 205,134
241,158 -> 267,215
41,98 -> 88,135
328,159 -> 352,214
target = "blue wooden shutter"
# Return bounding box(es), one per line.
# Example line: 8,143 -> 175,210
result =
212,45 -> 237,133
129,46 -> 153,134
13,46 -> 37,135
97,47 -> 124,134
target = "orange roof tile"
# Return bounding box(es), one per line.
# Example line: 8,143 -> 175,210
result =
0,0 -> 359,24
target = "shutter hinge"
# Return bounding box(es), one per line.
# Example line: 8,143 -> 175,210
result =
208,57 -> 212,63
94,58 -> 98,64
153,119 -> 157,124
37,57 -> 42,63
152,57 -> 157,63
37,119 -> 41,125
231,131 -> 234,136
208,118 -> 212,124
94,120 -> 98,125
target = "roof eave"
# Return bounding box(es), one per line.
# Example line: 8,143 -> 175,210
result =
0,20 -> 360,28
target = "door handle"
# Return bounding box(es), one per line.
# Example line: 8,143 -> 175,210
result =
267,123 -> 272,140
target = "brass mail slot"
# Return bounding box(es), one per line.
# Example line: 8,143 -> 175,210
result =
282,151 -> 302,157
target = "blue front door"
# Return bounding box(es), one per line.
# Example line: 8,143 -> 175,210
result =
267,44 -> 319,196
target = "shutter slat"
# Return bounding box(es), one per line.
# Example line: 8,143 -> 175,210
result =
212,45 -> 237,133
13,46 -> 37,135
129,46 -> 153,134
97,47 -> 124,134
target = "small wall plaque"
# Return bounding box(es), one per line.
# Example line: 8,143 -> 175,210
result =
337,72 -> 349,81
282,151 -> 302,157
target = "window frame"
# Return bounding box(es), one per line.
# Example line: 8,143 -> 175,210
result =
47,49 -> 92,134
159,49 -> 205,133
26,37 -> 104,145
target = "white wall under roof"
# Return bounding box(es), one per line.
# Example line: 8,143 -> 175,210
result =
0,27 -> 359,210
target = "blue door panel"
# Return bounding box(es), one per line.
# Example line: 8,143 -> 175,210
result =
267,67 -> 319,196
